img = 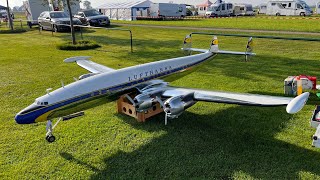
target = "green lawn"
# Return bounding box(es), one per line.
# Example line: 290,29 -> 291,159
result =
114,16 -> 320,33
1,25 -> 320,179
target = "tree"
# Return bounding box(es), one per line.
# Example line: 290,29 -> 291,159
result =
83,0 -> 92,10
43,0 -> 78,44
6,0 -> 13,30
66,0 -> 76,45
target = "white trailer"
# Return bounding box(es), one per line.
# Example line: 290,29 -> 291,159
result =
205,2 -> 233,17
149,3 -> 186,17
258,4 -> 267,14
24,0 -> 50,27
266,0 -> 312,16
316,2 -> 320,14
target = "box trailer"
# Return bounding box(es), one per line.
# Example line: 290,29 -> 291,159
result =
266,0 -> 312,16
24,0 -> 50,27
149,3 -> 186,17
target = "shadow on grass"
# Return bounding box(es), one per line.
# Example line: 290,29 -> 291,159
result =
60,105 -> 320,179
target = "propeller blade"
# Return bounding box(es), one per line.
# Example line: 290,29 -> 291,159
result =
125,94 -> 136,106
165,112 -> 168,125
155,96 -> 165,108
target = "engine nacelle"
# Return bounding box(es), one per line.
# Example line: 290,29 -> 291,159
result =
79,73 -> 98,80
133,94 -> 155,112
164,95 -> 195,119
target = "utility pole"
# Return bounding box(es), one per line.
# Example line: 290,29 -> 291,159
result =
6,0 -> 13,30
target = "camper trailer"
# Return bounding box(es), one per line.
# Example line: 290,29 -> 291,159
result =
24,0 -> 50,27
258,4 -> 267,14
149,3 -> 186,17
266,0 -> 312,16
316,2 -> 320,14
233,4 -> 254,16
205,2 -> 233,17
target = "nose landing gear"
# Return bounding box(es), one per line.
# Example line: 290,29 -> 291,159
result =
45,118 -> 62,143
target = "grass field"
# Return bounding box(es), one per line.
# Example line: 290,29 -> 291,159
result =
113,17 -> 320,33
1,22 -> 320,179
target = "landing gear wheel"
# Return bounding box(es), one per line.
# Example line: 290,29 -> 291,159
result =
46,135 -> 56,143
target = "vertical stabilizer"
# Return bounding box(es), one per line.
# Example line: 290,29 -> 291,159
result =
245,37 -> 254,61
209,36 -> 219,53
183,34 -> 192,49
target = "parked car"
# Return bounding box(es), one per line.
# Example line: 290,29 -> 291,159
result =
38,11 -> 82,32
74,9 -> 110,26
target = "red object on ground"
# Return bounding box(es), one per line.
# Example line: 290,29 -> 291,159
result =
298,75 -> 317,90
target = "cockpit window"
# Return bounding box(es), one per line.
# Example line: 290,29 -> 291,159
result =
35,101 -> 49,106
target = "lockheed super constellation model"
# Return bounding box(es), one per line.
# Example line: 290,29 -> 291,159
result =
15,35 -> 309,142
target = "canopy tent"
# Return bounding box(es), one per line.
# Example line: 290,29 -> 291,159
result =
98,1 -> 151,21
196,0 -> 213,15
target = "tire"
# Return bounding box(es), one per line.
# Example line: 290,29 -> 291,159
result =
276,13 -> 280,16
46,135 -> 56,143
300,12 -> 305,17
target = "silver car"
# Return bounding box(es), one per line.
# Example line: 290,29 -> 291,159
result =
38,11 -> 82,32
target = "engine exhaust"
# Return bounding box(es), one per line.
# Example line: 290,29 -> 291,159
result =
62,111 -> 85,121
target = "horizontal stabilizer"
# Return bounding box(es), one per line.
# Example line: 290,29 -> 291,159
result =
217,50 -> 256,56
64,56 -> 91,63
64,56 -> 115,73
181,48 -> 208,53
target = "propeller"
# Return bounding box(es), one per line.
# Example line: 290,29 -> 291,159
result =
155,96 -> 169,125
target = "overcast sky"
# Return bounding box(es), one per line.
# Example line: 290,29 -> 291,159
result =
1,0 -> 319,8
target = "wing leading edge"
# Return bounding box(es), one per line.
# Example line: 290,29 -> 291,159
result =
162,88 -> 309,114
64,56 -> 115,73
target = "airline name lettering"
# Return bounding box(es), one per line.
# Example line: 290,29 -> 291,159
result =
128,66 -> 172,81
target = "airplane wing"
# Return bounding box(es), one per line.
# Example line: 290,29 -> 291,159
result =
64,56 -> 115,73
161,87 -> 309,114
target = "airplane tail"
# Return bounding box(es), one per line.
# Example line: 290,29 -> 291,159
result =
182,35 -> 256,59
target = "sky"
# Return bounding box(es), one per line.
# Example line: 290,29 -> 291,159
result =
0,0 -> 319,8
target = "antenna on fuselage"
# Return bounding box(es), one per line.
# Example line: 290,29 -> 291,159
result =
46,88 -> 53,94
61,80 -> 65,88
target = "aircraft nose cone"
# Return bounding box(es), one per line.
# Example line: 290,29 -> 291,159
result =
15,112 -> 25,124
15,104 -> 41,124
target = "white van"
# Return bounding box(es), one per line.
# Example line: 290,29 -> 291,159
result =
266,0 -> 312,16
205,2 -> 233,17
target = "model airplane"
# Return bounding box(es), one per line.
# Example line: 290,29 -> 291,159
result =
15,35 -> 309,142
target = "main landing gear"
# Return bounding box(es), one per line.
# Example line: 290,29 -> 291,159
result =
45,118 -> 62,143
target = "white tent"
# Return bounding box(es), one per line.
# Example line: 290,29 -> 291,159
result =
98,0 -> 151,21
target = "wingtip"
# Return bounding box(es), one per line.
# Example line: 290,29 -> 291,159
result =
286,92 -> 310,114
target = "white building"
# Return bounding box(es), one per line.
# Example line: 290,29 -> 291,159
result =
98,0 -> 151,21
